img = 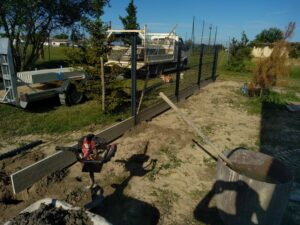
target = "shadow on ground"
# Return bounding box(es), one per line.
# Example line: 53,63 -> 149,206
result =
91,143 -> 160,225
25,96 -> 61,113
194,180 -> 267,225
260,101 -> 300,225
259,102 -> 300,156
194,101 -> 300,225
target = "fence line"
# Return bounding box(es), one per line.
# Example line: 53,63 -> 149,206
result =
11,32 -> 219,194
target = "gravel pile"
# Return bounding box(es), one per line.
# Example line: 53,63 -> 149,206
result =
10,203 -> 93,225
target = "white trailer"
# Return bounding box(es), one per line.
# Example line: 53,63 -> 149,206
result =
106,27 -> 188,74
0,38 -> 85,108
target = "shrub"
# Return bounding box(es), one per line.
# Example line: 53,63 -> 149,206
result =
226,32 -> 251,72
249,22 -> 295,94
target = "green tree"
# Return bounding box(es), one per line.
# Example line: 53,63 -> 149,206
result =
119,0 -> 140,30
54,33 -> 69,39
254,27 -> 283,44
70,27 -> 82,45
241,31 -> 249,46
0,0 -> 92,71
67,0 -> 129,112
226,31 -> 251,72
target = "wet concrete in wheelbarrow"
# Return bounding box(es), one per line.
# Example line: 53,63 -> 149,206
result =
9,203 -> 93,225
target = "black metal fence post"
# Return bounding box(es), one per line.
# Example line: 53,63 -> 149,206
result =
131,33 -> 137,123
211,45 -> 218,81
197,44 -> 204,86
175,42 -> 181,102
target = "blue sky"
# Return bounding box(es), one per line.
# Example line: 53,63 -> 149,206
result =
102,0 -> 300,45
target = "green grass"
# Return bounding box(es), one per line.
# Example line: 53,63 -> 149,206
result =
150,187 -> 179,215
217,50 -> 253,82
34,46 -> 70,69
0,100 -> 128,139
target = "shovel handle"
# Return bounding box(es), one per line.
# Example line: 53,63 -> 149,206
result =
159,92 -> 233,167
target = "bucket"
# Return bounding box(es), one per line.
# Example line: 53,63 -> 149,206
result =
216,148 -> 293,225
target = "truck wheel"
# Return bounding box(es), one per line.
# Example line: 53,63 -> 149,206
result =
156,65 -> 164,76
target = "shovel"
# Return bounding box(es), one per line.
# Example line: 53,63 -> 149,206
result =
159,92 -> 235,169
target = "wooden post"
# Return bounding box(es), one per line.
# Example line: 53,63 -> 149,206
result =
131,33 -> 137,124
175,42 -> 181,101
100,57 -> 105,112
198,44 -> 204,86
212,46 -> 218,81
137,66 -> 150,114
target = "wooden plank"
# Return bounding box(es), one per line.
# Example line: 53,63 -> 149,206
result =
10,79 -> 213,194
17,68 -> 84,84
179,85 -> 199,100
137,96 -> 176,123
10,117 -> 135,194
95,116 -> 135,141
11,151 -> 77,194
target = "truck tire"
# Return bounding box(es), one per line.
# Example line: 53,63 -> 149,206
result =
149,65 -> 164,76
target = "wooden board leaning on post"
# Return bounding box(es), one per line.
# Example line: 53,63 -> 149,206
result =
159,92 -> 233,168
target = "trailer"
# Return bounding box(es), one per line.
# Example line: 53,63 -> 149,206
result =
0,38 -> 85,108
106,27 -> 189,74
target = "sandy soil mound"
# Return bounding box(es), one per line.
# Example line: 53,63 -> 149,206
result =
0,170 -> 12,203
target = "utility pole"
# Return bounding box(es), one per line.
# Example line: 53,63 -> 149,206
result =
200,21 -> 205,44
191,16 -> 195,50
213,26 -> 218,46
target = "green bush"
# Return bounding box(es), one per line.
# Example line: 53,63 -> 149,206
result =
226,32 -> 252,73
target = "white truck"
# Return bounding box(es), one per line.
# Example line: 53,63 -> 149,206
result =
106,27 -> 189,74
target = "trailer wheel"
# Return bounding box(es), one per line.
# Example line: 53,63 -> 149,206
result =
67,83 -> 84,105
59,83 -> 84,106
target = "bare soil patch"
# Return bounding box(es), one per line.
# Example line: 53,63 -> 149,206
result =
1,80 -> 298,225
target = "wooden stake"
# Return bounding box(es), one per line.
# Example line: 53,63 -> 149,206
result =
137,66 -> 150,114
100,57 -> 105,112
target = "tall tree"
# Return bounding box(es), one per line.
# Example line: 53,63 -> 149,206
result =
119,0 -> 139,30
0,0 -> 93,71
68,0 -> 130,112
254,27 -> 284,44
240,31 -> 249,46
68,0 -> 110,99
227,31 -> 251,72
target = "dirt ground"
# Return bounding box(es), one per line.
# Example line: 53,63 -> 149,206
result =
1,80 -> 299,225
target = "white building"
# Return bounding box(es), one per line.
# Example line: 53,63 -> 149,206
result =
252,46 -> 273,58
44,39 -> 69,47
